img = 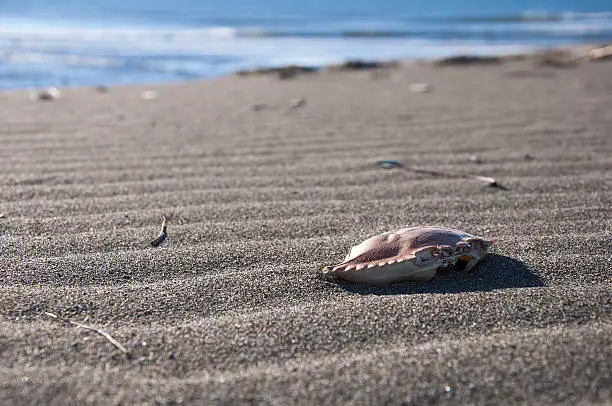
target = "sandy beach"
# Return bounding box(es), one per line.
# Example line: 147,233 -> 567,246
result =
1,52 -> 611,405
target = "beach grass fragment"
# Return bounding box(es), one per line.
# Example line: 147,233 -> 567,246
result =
44,312 -> 130,357
376,159 -> 504,189
150,215 -> 168,247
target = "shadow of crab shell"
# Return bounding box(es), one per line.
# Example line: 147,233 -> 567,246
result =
453,255 -> 471,271
323,254 -> 543,295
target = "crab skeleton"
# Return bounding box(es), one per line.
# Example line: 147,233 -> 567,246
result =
323,226 -> 494,285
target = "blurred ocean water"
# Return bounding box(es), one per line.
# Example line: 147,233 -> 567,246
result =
0,0 -> 611,89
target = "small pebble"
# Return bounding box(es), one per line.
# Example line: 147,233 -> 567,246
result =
409,83 -> 432,93
31,87 -> 60,101
251,103 -> 267,111
376,159 -> 402,169
524,154 -> 535,161
0,213 -> 5,219
289,97 -> 306,108
141,90 -> 158,100
469,155 -> 483,164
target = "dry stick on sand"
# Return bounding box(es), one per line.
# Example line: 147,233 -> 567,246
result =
150,215 -> 168,247
376,160 -> 506,189
44,312 -> 130,357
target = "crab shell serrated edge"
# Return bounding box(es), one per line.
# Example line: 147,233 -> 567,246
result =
322,237 -> 494,284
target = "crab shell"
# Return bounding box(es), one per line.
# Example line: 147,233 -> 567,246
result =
323,226 -> 493,285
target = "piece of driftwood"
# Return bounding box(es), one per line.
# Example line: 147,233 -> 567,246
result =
44,312 -> 130,356
376,159 -> 505,189
589,45 -> 612,61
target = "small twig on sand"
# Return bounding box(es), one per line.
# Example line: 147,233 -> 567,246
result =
150,215 -> 168,247
44,312 -> 130,357
376,159 -> 506,189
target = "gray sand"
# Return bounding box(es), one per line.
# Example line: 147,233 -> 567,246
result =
0,57 -> 611,405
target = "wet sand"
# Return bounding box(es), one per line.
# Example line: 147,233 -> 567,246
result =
1,54 -> 611,405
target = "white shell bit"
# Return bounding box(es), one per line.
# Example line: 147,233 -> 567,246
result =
324,226 -> 494,285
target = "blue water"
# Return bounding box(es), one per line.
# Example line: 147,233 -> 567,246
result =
1,0 -> 611,89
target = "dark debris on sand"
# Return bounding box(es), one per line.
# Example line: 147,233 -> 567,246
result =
236,65 -> 319,79
433,55 -> 503,66
327,59 -> 400,71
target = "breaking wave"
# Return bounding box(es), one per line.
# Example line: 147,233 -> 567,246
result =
449,11 -> 612,23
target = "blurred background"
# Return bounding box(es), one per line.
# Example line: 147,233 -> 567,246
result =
1,0 -> 611,89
